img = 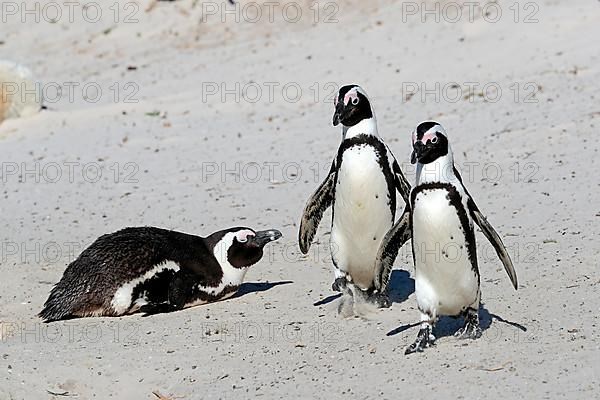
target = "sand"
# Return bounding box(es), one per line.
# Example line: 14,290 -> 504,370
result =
0,0 -> 599,398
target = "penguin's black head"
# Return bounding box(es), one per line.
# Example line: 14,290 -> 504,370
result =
212,227 -> 282,269
411,121 -> 449,164
332,84 -> 373,127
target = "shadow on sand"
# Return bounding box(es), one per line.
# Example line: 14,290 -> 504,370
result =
233,281 -> 293,298
313,269 -> 415,307
388,269 -> 415,304
387,303 -> 527,338
139,281 -> 294,316
313,293 -> 342,306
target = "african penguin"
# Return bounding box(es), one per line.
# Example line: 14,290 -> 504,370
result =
376,121 -> 518,354
39,226 -> 282,322
299,84 -> 411,309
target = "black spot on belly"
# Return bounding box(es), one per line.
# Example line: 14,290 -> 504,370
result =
375,194 -> 379,199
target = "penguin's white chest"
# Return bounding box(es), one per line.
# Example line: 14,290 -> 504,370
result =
412,189 -> 479,317
331,144 -> 393,289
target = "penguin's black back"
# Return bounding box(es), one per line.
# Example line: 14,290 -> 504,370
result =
39,227 -> 216,322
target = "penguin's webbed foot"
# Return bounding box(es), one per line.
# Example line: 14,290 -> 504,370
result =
454,314 -> 482,340
405,327 -> 435,355
331,277 -> 347,292
368,291 -> 391,308
140,302 -> 176,316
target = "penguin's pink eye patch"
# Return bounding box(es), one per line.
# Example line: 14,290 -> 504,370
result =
344,90 -> 359,106
420,132 -> 438,144
236,230 -> 254,243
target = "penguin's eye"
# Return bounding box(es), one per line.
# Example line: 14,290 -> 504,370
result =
351,97 -> 359,105
431,136 -> 438,144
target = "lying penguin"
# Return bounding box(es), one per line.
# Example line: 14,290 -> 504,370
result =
376,121 -> 518,354
39,226 -> 282,322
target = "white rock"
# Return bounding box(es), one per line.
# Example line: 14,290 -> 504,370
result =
0,60 -> 43,123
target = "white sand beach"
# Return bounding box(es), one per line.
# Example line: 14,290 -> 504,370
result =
0,0 -> 599,398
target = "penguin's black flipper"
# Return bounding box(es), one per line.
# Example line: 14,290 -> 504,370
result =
469,204 -> 518,290
141,270 -> 199,316
298,161 -> 336,254
374,206 -> 411,292
454,166 -> 518,290
392,160 -> 412,204
168,270 -> 199,309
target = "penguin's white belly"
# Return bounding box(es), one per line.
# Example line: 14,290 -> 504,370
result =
331,145 -> 393,289
412,189 -> 478,317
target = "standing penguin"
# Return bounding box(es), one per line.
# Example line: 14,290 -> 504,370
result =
376,121 -> 518,353
39,226 -> 281,322
299,85 -> 411,308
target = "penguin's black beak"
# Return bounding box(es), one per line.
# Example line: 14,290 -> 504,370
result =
250,229 -> 282,247
411,142 -> 424,164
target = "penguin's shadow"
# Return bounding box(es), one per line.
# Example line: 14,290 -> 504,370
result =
388,269 -> 415,304
232,281 -> 293,298
433,305 -> 527,338
312,269 -> 414,307
387,304 -> 527,338
313,293 -> 341,306
433,304 -> 494,338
